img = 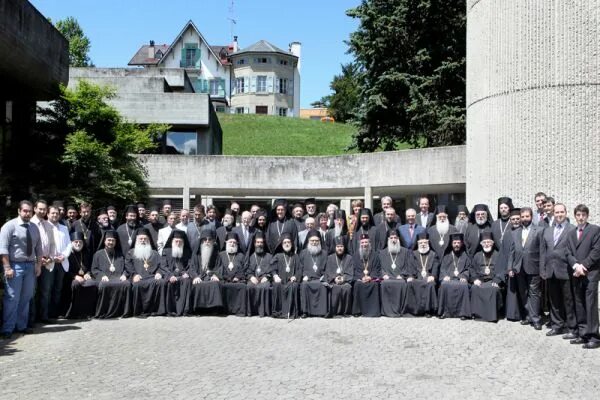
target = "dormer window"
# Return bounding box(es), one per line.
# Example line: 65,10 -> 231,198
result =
155,50 -> 163,59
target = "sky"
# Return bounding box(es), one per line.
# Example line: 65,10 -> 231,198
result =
30,0 -> 361,108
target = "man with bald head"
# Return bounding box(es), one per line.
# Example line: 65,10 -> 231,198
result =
233,211 -> 255,255
399,209 -> 425,249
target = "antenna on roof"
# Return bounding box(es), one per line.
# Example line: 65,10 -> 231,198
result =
227,0 -> 237,41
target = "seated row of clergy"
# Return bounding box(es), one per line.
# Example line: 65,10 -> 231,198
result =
64,223 -> 504,321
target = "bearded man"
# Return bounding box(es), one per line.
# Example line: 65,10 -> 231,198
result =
299,230 -> 329,318
246,232 -> 273,317
379,230 -> 415,317
190,230 -> 223,313
470,231 -> 504,322
427,205 -> 457,260
218,232 -> 247,316
162,230 -> 193,316
351,234 -> 381,317
406,232 -> 439,317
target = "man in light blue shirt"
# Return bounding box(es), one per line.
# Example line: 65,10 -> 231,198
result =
1,200 -> 43,339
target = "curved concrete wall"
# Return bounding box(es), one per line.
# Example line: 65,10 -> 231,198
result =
466,0 -> 600,220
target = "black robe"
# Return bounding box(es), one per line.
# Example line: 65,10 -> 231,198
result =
427,225 -> 457,260
65,248 -> 98,319
324,231 -> 349,255
437,250 -> 471,318
126,250 -> 167,316
144,222 -> 163,246
406,250 -> 439,316
470,250 -> 504,322
246,252 -> 274,316
219,251 -> 247,316
266,219 -> 298,255
465,223 -> 492,257
91,249 -> 131,318
162,247 -> 193,316
379,248 -> 413,317
216,226 -> 235,251
324,253 -> 354,316
351,251 -> 381,317
502,229 -> 524,321
189,246 -> 224,311
72,218 -> 96,264
349,225 -> 377,255
117,223 -> 141,256
299,249 -> 329,317
373,222 -> 398,251
270,252 -> 302,318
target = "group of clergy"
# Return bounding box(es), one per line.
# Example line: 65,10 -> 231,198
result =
31,195 -> 600,350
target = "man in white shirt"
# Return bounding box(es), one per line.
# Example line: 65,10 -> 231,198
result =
157,213 -> 177,255
416,197 -> 434,228
175,208 -> 190,234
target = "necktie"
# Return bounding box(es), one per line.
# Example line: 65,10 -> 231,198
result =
578,228 -> 584,241
553,224 -> 562,246
22,223 -> 32,257
409,224 -> 414,239
244,228 -> 248,244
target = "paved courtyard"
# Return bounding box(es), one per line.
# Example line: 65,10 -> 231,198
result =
1,316 -> 600,399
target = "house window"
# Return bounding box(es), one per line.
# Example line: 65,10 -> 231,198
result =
254,57 -> 271,64
278,107 -> 287,117
278,78 -> 288,94
235,77 -> 245,94
216,106 -> 225,113
256,106 -> 268,114
236,107 -> 245,114
166,131 -> 197,155
209,80 -> 219,96
279,59 -> 288,66
257,76 -> 267,93
236,58 -> 246,65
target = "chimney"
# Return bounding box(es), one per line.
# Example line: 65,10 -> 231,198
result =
232,36 -> 239,52
148,40 -> 155,59
289,41 -> 301,71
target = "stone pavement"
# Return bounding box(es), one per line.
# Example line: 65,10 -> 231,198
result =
1,316 -> 599,399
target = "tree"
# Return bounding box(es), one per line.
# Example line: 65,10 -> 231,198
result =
55,17 -> 92,67
328,62 -> 361,123
36,80 -> 168,208
310,97 -> 330,108
347,0 -> 466,151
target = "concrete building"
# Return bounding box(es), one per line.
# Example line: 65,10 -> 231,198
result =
68,68 -> 223,155
0,0 -> 69,219
466,0 -> 600,221
129,20 -> 301,117
300,107 -> 331,121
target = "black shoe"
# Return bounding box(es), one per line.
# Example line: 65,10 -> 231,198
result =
16,328 -> 34,335
546,329 -> 564,336
460,316 -> 468,321
562,333 -> 578,340
438,314 -> 446,319
0,332 -> 12,340
533,323 -> 542,331
582,342 -> 600,349
300,313 -> 308,319
520,320 -> 531,325
425,313 -> 432,318
570,338 -> 587,345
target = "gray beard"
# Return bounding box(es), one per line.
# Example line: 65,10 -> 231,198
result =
436,221 -> 449,236
476,217 -> 487,226
418,246 -> 430,255
334,225 -> 342,237
387,240 -> 401,254
201,244 -> 213,270
307,243 -> 321,256
359,247 -> 370,261
171,245 -> 183,259
455,219 -> 467,230
254,246 -> 264,255
226,243 -> 238,254
133,243 -> 152,260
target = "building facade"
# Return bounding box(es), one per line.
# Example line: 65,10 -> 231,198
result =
129,20 -> 301,117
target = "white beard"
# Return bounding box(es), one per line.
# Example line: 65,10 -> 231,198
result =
436,220 -> 449,236
483,245 -> 493,253
418,245 -> 430,254
226,243 -> 238,254
387,240 -> 400,254
171,245 -> 183,259
200,244 -> 213,270
223,220 -> 231,228
307,243 -> 321,256
476,217 -> 487,226
359,246 -> 370,261
133,243 -> 152,260
282,243 -> 292,253
334,224 -> 342,237
72,242 -> 83,252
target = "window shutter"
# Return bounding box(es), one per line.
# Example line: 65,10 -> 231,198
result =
288,79 -> 294,96
250,76 -> 256,93
218,79 -> 225,96
203,79 -> 209,93
195,48 -> 201,67
267,76 -> 273,93
275,77 -> 280,93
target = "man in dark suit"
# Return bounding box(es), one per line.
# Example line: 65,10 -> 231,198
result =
540,203 -> 578,338
416,196 -> 434,229
567,204 -> 600,349
398,208 -> 425,250
507,207 -> 544,330
373,196 -> 397,226
232,211 -> 255,255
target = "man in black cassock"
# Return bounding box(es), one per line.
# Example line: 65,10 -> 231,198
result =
107,206 -> 119,230
137,202 -> 149,226
491,197 -> 514,247
65,231 -> 98,319
502,208 -> 526,322
292,203 -> 306,232
218,232 -> 246,316
190,229 -> 224,313
379,230 -> 414,317
325,210 -> 349,255
266,199 -> 298,253
454,205 -> 470,234
470,231 -> 504,322
427,205 -> 457,260
216,210 -> 236,251
92,230 -> 131,318
350,208 -> 377,255
270,232 -> 301,318
126,228 -> 167,317
246,231 -> 273,317
117,205 -> 142,256
324,236 -> 354,316
437,233 -> 471,319
162,229 -> 193,316
157,199 -> 172,226
464,204 -> 494,257
253,209 -> 269,233
144,207 -> 163,245
352,233 -> 381,317
299,230 -> 329,318
302,198 -> 318,222
72,203 -> 96,264
506,207 -> 543,329
406,232 -> 439,317
92,208 -> 114,253
373,207 -> 400,250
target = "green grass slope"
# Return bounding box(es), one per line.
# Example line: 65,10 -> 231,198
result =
219,114 -> 358,156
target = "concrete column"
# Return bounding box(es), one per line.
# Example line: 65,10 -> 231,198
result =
340,198 -> 351,214
182,186 -> 190,210
203,196 -> 214,207
363,187 -> 372,210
